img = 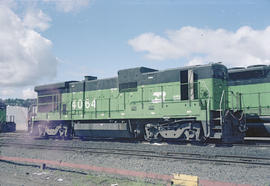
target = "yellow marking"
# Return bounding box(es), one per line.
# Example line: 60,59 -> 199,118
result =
171,174 -> 199,186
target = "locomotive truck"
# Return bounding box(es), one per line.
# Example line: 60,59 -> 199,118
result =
29,63 -> 247,143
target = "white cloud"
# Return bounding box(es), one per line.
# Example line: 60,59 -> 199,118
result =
0,5 -> 58,87
0,0 -> 17,8
23,9 -> 51,31
128,26 -> 270,67
0,88 -> 15,97
43,0 -> 91,12
22,88 -> 37,99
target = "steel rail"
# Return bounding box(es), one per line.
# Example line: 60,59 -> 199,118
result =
2,135 -> 270,148
233,143 -> 270,148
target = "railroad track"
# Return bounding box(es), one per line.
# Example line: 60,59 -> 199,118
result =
233,142 -> 270,148
1,141 -> 270,167
2,132 -> 270,148
205,140 -> 270,148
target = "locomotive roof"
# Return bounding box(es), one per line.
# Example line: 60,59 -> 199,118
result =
228,65 -> 269,73
143,62 -> 226,74
35,62 -> 226,93
117,67 -> 157,74
35,81 -> 78,92
117,62 -> 225,74
228,64 -> 270,85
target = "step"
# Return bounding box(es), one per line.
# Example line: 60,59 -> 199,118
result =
212,133 -> 222,139
212,126 -> 222,130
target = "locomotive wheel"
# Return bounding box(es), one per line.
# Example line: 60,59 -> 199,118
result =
144,123 -> 162,142
43,132 -> 49,139
144,133 -> 162,143
182,122 -> 203,142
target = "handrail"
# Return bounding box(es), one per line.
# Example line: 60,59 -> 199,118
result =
201,80 -> 210,110
227,90 -> 270,112
219,90 -> 225,125
201,80 -> 211,137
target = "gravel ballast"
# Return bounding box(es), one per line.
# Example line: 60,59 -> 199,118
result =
1,132 -> 270,186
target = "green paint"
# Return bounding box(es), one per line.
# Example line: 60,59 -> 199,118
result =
0,108 -> 6,123
35,77 -> 227,122
228,82 -> 270,115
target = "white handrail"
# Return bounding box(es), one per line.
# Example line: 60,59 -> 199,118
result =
219,90 -> 225,125
201,80 -> 211,137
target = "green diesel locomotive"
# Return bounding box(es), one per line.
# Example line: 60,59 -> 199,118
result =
228,65 -> 270,137
0,102 -> 7,132
30,63 -> 247,143
0,102 -> 16,132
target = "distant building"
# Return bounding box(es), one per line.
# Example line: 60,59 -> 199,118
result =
6,106 -> 28,131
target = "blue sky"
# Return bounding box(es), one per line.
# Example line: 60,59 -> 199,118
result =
45,0 -> 270,78
0,0 -> 270,98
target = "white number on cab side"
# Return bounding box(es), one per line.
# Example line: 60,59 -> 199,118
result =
72,100 -> 76,110
85,99 -> 90,109
91,99 -> 96,108
77,99 -> 83,109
